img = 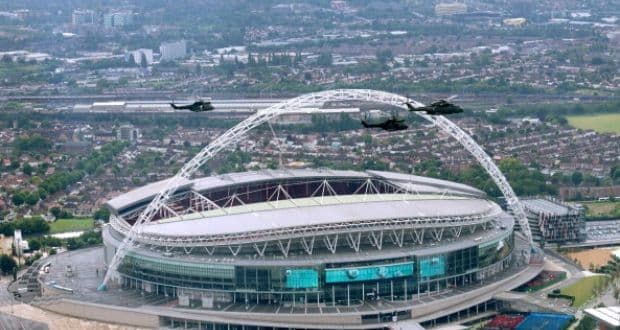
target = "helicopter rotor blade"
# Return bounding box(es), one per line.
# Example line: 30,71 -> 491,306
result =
446,94 -> 459,102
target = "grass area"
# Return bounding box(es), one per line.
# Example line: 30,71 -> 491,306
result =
49,218 -> 94,234
560,275 -> 608,308
581,200 -> 620,219
566,113 -> 620,134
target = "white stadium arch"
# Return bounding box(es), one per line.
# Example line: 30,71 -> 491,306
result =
100,89 -> 532,288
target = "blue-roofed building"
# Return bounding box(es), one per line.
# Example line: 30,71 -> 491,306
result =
515,313 -> 573,330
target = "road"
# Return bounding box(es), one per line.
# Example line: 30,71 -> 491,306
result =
0,276 -> 48,329
0,270 -> 149,329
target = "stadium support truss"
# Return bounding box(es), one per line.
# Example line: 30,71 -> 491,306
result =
100,89 -> 532,288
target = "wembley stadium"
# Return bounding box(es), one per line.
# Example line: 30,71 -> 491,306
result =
27,90 -> 544,329
99,168 -> 539,329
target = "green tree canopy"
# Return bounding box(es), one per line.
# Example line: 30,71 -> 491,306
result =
572,171 -> 583,186
0,254 -> 17,275
93,207 -> 111,222
13,134 -> 52,154
28,239 -> 41,251
316,52 -> 333,67
24,191 -> 39,206
11,191 -> 25,206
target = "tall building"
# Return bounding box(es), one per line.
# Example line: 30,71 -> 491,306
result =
14,229 -> 28,256
503,17 -> 527,26
435,2 -> 467,16
160,40 -> 187,61
103,11 -> 133,29
330,0 -> 346,11
126,49 -> 153,66
72,10 -> 95,25
116,124 -> 139,144
522,197 -> 586,244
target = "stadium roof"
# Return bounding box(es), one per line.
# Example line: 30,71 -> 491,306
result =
191,168 -> 366,192
368,170 -> 485,197
106,177 -> 193,211
106,169 -> 486,213
141,196 -> 500,238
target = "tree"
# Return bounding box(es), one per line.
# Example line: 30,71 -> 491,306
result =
376,49 -> 393,64
611,165 -> 620,184
363,134 -> 373,146
247,53 -> 256,66
128,53 -> 136,65
13,134 -> 52,154
22,163 -> 33,176
574,315 -> 597,330
317,52 -> 333,67
66,231 -> 102,250
9,217 -> 50,235
50,207 -> 62,218
572,171 -> 583,186
11,191 -> 25,206
37,188 -> 47,200
28,239 -> 41,251
0,254 -> 17,275
25,191 -> 39,206
93,207 -> 110,222
96,79 -> 110,90
140,53 -> 148,68
118,77 -> 129,86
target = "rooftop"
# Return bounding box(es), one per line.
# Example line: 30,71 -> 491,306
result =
521,198 -> 577,216
585,306 -> 620,327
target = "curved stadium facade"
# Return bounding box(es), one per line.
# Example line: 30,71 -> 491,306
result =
103,169 -> 533,329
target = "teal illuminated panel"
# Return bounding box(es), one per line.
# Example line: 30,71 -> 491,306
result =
325,262 -> 414,284
419,255 -> 445,280
124,253 -> 235,279
285,269 -> 319,289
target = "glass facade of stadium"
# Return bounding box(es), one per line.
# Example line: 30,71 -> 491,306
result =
108,232 -> 513,307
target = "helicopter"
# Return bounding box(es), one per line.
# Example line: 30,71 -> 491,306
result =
404,95 -> 463,115
361,112 -> 408,132
169,99 -> 214,112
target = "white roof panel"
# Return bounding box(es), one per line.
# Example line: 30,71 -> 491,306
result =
106,177 -> 193,211
141,197 -> 500,237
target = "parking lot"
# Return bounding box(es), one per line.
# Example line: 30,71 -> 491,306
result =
586,220 -> 620,242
